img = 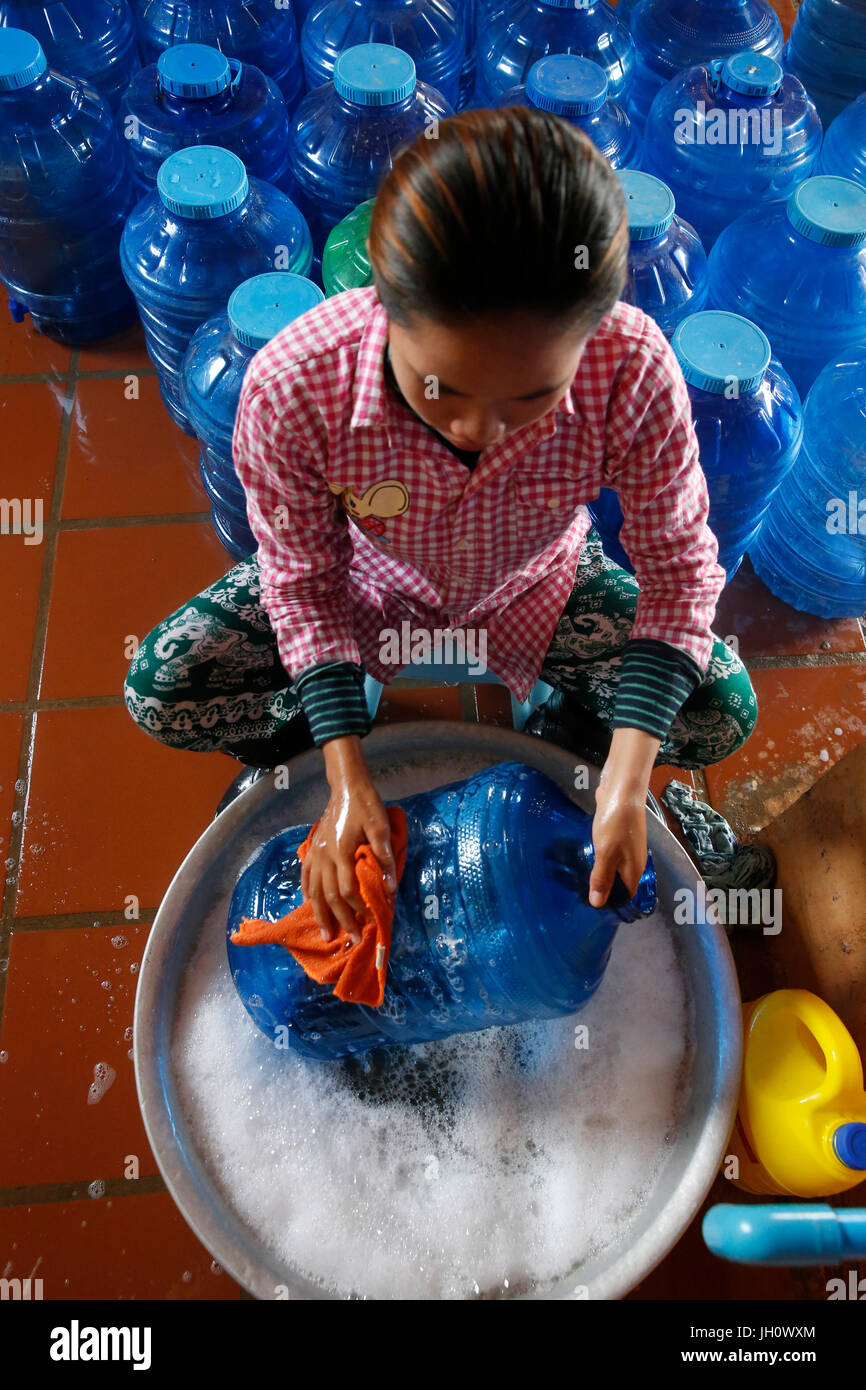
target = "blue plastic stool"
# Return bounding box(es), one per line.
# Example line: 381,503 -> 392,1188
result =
363,662 -> 553,731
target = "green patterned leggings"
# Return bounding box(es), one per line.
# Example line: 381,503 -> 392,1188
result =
124,531 -> 757,770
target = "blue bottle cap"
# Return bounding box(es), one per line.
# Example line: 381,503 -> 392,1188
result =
719,52 -> 783,97
228,273 -> 325,349
333,44 -> 416,107
526,55 -> 608,116
833,1122 -> 866,1170
672,311 -> 771,395
158,44 -> 232,99
0,27 -> 48,90
786,176 -> 866,247
157,146 -> 249,219
617,170 -> 676,241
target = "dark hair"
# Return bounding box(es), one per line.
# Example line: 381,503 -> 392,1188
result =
368,106 -> 628,332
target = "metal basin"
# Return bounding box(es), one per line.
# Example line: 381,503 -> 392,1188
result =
134,721 -> 742,1300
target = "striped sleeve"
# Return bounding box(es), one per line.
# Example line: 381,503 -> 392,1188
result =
612,638 -> 704,741
294,661 -> 372,746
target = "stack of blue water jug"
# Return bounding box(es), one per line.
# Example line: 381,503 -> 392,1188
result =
1,0 -> 865,610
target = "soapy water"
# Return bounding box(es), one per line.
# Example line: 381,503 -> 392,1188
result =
171,900 -> 692,1300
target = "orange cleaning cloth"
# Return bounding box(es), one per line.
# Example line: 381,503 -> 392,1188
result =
229,806 -> 408,1008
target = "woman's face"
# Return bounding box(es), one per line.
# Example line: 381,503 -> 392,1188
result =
387,311 -> 589,452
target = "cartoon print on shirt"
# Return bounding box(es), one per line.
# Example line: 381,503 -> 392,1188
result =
327,478 -> 410,540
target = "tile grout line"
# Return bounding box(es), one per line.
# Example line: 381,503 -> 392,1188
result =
10,909 -> 156,933
59,512 -> 212,530
0,1174 -> 167,1209
0,366 -> 159,386
0,355 -> 78,1023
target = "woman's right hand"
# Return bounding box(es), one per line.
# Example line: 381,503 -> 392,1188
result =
301,734 -> 396,943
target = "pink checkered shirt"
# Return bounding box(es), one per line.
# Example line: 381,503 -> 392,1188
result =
232,286 -> 725,703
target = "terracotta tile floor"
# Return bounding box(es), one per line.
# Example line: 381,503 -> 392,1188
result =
1,302 -> 864,1303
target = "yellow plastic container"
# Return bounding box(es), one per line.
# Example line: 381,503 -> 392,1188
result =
728,989 -> 866,1197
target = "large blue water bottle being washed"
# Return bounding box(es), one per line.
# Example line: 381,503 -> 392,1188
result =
783,0 -> 866,128
0,0 -> 140,111
119,44 -> 293,196
818,95 -> 866,190
750,353 -> 866,618
617,170 -> 708,337
226,761 -> 658,1061
475,0 -> 634,106
131,0 -> 305,111
495,54 -> 641,168
289,45 -> 453,267
707,176 -> 866,399
0,29 -> 139,342
181,272 -> 324,559
642,54 -> 821,251
588,311 -> 803,580
626,0 -> 784,134
120,146 -> 313,433
300,0 -> 465,108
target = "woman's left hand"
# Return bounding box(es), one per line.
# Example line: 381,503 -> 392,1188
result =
589,727 -> 660,906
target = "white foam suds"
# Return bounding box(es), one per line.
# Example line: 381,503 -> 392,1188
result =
171,901 -> 692,1300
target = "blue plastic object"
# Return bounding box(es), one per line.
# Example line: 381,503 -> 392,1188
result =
475,0 -> 635,106
818,94 -> 866,189
707,176 -> 866,400
626,0 -> 784,134
288,44 -> 453,265
588,311 -> 803,580
120,146 -> 313,433
181,272 -> 324,560
227,761 -> 657,1061
703,1203 -> 866,1265
833,1122 -> 866,1170
0,0 -> 140,111
749,353 -> 866,619
783,0 -> 866,129
642,57 -> 821,251
495,54 -> 641,169
300,0 -> 464,108
0,28 -> 139,343
130,0 -> 305,111
617,170 -> 709,338
119,44 -> 294,195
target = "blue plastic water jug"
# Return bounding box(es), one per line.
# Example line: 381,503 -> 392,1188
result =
642,54 -> 821,251
495,54 -> 641,169
119,44 -> 293,196
475,0 -> 634,106
0,28 -> 139,342
120,145 -> 313,433
818,95 -> 866,189
588,311 -> 803,580
300,0 -> 464,108
288,44 -> 453,266
0,0 -> 140,110
626,0 -> 784,133
783,0 -> 866,128
130,0 -> 305,111
226,761 -> 658,1061
617,170 -> 708,338
181,272 -> 324,559
749,353 -> 866,619
707,176 -> 866,399
453,0 -> 476,108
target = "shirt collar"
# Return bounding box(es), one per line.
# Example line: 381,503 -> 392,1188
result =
349,294 -> 582,431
